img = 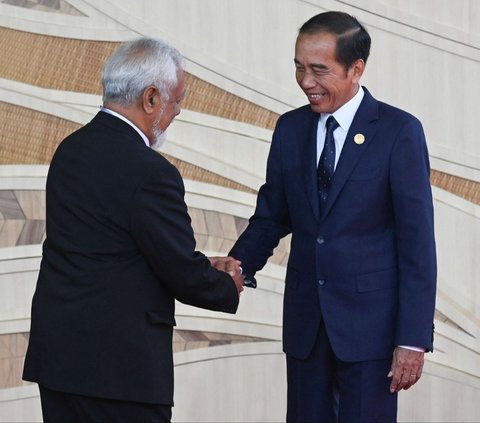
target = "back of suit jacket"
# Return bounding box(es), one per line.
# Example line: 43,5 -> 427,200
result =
230,88 -> 436,362
23,112 -> 238,405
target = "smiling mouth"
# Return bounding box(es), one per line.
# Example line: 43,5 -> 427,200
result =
307,93 -> 326,102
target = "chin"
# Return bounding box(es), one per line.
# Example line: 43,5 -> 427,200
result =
309,104 -> 324,114
309,103 -> 335,114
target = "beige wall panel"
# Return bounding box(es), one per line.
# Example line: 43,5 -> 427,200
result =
0,386 -> 42,423
434,198 -> 479,320
13,191 -> 45,220
107,0 -> 303,111
172,342 -> 286,422
399,361 -> 480,422
364,27 -> 480,165
0,221 -> 24,248
380,0 -> 480,31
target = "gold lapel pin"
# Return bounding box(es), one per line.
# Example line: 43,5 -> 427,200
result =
354,133 -> 365,145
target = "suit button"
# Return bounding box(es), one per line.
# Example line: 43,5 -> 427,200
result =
318,279 -> 326,286
316,236 -> 325,245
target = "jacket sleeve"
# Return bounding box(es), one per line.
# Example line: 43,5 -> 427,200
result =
130,160 -> 239,314
229,117 -> 292,281
390,117 -> 437,351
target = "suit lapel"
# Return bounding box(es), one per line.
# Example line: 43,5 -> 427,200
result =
321,89 -> 379,220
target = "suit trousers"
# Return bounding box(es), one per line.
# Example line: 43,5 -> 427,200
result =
39,385 -> 172,423
286,319 -> 398,423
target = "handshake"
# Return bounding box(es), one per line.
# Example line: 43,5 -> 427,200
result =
209,256 -> 245,295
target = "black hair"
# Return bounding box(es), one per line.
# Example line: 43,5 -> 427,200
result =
299,11 -> 371,70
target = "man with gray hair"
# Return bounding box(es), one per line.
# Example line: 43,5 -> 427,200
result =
23,37 -> 243,422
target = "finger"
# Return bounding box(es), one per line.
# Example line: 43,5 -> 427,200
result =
397,369 -> 421,392
389,374 -> 401,393
225,256 -> 241,264
403,373 -> 418,390
208,256 -> 226,270
233,275 -> 244,295
403,373 -> 418,391
388,357 -> 398,392
219,263 -> 229,272
226,263 -> 238,277
390,367 -> 408,393
397,371 -> 411,392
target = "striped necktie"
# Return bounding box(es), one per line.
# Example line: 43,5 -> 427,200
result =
317,116 -> 339,211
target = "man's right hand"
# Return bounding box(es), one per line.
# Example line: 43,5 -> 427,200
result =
208,256 -> 244,295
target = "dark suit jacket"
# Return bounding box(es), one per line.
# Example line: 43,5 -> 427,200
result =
230,87 -> 436,361
23,111 -> 239,405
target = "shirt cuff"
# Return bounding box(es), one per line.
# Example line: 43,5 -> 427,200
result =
398,345 -> 425,352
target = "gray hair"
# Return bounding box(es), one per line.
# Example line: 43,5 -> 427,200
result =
102,37 -> 185,107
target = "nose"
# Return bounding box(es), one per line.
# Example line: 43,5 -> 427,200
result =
175,104 -> 181,117
298,70 -> 316,90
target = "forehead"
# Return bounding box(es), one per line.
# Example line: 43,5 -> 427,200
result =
171,70 -> 186,98
295,32 -> 338,60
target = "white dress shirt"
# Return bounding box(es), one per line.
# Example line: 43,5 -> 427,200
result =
316,85 -> 364,167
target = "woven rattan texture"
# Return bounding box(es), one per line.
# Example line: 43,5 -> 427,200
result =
0,27 -> 113,94
163,153 -> 256,194
0,27 -> 278,130
2,102 -> 479,203
0,102 -> 79,164
0,102 -> 255,193
1,27 -> 478,203
430,170 -> 480,205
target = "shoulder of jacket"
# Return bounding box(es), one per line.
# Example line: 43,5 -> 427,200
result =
139,149 -> 182,180
278,104 -> 315,125
376,100 -> 421,126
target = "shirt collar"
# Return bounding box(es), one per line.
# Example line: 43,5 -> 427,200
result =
320,85 -> 365,131
100,107 -> 150,147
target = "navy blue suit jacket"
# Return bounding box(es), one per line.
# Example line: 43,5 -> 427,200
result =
230,87 -> 436,361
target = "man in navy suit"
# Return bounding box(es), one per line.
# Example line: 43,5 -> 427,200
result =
230,11 -> 436,422
23,37 -> 243,422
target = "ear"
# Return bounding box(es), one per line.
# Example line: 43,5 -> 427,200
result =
350,59 -> 365,84
142,85 -> 158,114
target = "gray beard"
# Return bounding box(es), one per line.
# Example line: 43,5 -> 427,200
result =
151,127 -> 167,149
151,109 -> 167,149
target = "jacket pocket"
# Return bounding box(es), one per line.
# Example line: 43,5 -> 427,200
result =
146,311 -> 176,326
356,268 -> 396,292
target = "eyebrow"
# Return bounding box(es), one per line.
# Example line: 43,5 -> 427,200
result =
312,63 -> 328,70
176,88 -> 187,102
294,59 -> 328,71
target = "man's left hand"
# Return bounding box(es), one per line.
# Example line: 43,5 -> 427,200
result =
388,346 -> 425,393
